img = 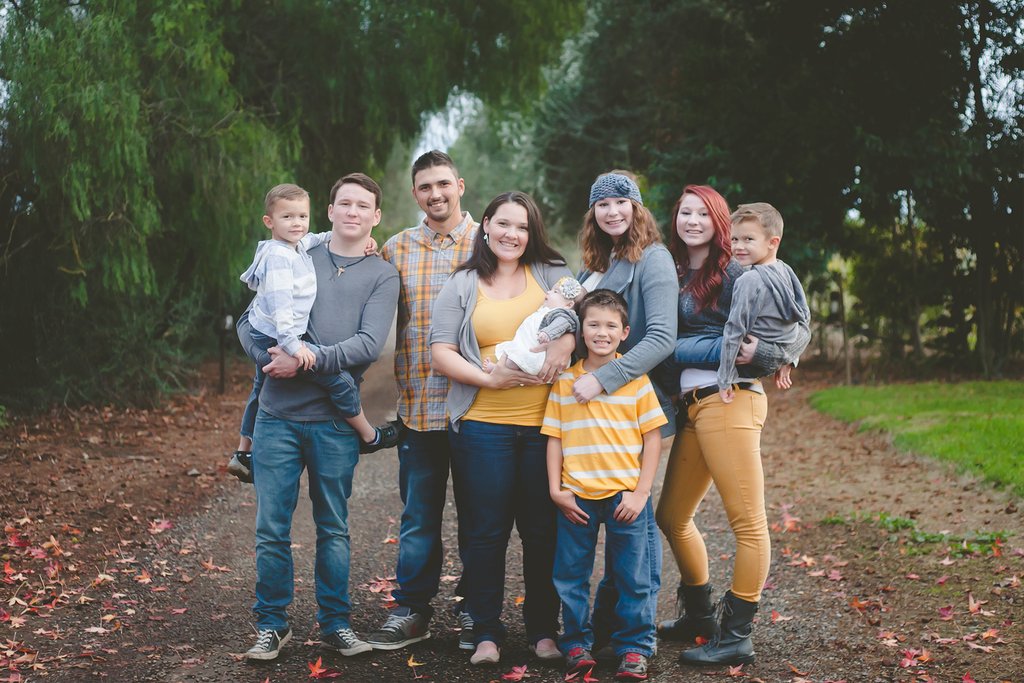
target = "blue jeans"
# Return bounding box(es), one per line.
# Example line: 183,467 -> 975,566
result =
674,334 -> 721,369
240,329 -> 361,439
592,499 -> 661,649
554,493 -> 655,657
391,426 -> 464,618
449,421 -> 559,646
251,410 -> 359,634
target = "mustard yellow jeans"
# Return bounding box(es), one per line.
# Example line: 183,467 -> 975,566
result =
655,386 -> 770,602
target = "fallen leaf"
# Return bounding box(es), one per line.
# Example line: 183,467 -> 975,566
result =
938,605 -> 955,621
501,664 -> 529,681
726,663 -> 746,677
514,596 -> 525,606
148,519 -> 173,535
307,656 -> 341,678
967,593 -> 995,616
407,654 -> 425,668
964,641 -> 995,653
771,610 -> 793,623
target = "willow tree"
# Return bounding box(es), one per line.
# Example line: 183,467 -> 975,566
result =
0,0 -> 583,405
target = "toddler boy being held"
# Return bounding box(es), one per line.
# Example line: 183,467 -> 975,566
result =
228,183 -> 397,482
717,202 -> 811,403
542,290 -> 667,682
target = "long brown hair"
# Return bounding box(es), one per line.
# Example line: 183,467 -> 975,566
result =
457,191 -> 565,281
580,170 -> 662,272
667,184 -> 732,311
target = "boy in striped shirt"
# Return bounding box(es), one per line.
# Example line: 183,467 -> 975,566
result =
542,289 -> 667,681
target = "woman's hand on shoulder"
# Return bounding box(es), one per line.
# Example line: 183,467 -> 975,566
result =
572,373 -> 604,403
485,355 -> 544,389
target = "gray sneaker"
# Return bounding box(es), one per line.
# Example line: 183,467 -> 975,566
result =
457,608 -> 475,651
366,607 -> 431,650
321,627 -> 372,656
245,627 -> 291,660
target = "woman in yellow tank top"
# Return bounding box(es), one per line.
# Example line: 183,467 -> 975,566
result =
430,192 -> 575,666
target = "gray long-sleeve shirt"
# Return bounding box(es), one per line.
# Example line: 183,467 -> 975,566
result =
577,244 -> 678,437
236,244 -> 400,422
717,260 -> 811,390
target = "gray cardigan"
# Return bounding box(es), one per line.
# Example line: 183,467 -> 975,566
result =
578,243 -> 678,436
430,261 -> 574,431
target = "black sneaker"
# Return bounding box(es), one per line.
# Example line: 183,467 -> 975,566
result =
360,421 -> 403,454
360,420 -> 402,454
565,647 -> 596,679
366,607 -> 431,650
321,627 -> 372,656
457,608 -> 475,651
228,451 -> 253,483
616,652 -> 649,680
244,627 -> 291,660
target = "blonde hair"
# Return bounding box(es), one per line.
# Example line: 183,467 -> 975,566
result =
265,183 -> 310,215
580,170 -> 662,271
731,202 -> 784,238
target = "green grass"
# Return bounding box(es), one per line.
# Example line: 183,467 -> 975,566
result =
809,381 -> 1024,496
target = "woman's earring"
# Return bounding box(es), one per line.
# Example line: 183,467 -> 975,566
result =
483,233 -> 490,244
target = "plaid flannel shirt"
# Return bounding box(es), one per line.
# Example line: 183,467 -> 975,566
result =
381,213 -> 477,431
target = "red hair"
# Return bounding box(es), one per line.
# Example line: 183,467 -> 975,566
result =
667,184 -> 733,311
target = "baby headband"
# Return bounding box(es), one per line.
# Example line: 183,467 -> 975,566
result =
555,276 -> 583,301
588,173 -> 643,208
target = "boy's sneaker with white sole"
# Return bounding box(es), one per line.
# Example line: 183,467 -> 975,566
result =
321,627 -> 372,656
244,627 -> 291,660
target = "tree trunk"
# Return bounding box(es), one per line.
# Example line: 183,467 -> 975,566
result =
966,1 -> 995,378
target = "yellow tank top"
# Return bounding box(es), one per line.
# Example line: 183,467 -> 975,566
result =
464,266 -> 550,426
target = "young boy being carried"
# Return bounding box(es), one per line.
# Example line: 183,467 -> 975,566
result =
483,276 -> 582,376
542,290 -> 667,682
228,183 -> 398,482
717,202 -> 811,403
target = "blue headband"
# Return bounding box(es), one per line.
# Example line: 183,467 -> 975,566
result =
588,173 -> 643,208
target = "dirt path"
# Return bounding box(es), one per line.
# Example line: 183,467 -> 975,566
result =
1,357 -> 1021,682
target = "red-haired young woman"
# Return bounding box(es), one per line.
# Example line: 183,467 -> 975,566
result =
655,185 -> 787,666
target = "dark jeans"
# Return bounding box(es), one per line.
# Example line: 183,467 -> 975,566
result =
449,420 -> 559,646
239,328 -> 360,439
391,426 -> 464,618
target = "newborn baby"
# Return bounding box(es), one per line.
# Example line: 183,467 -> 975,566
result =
483,276 -> 583,376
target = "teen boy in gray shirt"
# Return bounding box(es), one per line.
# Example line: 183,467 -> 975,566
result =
718,202 -> 810,403
236,173 -> 399,661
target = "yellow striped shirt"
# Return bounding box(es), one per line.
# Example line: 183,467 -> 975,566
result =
541,357 -> 668,500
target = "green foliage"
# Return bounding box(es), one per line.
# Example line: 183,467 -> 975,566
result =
489,0 -> 1022,366
810,382 -> 1024,495
0,0 -> 582,406
873,513 -> 1008,557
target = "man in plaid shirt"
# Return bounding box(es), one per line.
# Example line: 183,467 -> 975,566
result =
367,151 -> 478,650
